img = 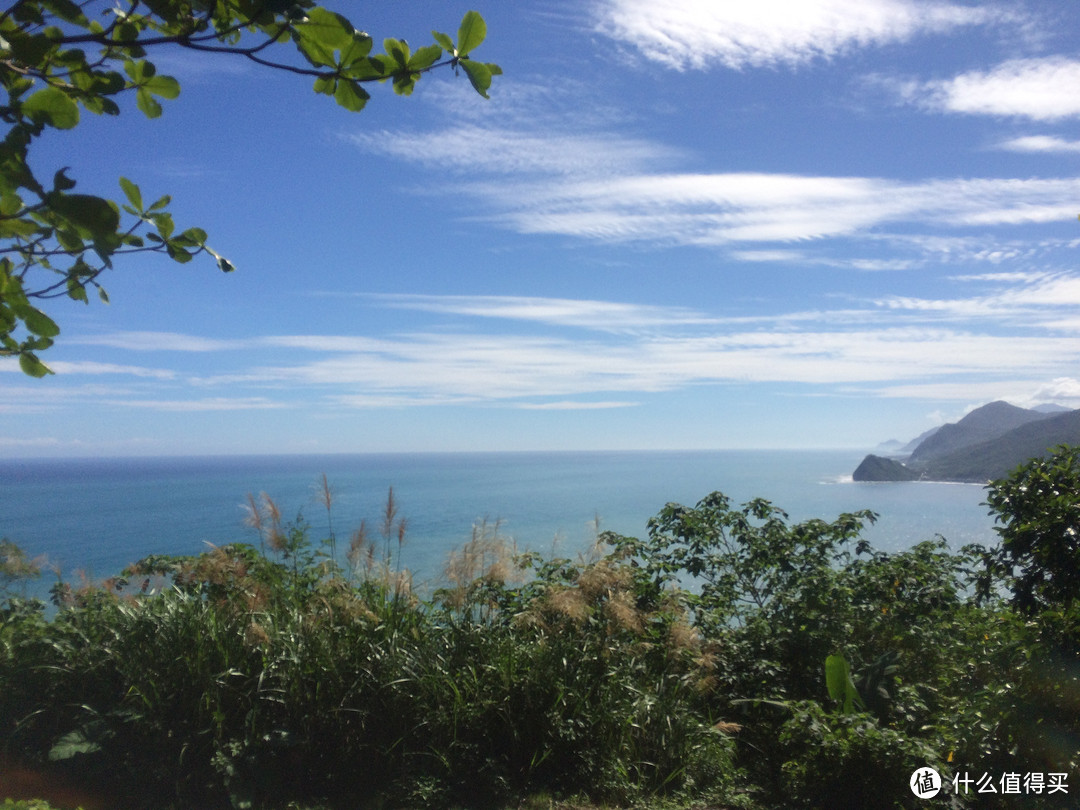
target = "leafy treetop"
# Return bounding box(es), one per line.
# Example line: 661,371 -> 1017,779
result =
980,444 -> 1080,617
0,1 -> 500,376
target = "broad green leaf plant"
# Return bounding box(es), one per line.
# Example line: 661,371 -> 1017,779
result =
0,2 -> 500,376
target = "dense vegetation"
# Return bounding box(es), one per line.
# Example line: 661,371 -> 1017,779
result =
2,450 -> 1079,809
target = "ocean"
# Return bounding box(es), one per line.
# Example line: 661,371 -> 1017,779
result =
0,450 -> 1000,600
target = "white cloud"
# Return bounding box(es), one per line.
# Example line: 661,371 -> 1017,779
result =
875,271 -> 1080,325
869,381 -> 1046,402
46,361 -> 177,379
344,126 -> 674,177
349,76 -> 1080,252
515,401 -> 639,410
194,325 -> 1080,406
882,378 -> 1080,409
949,271 -> 1049,283
911,58 -> 1080,120
262,335 -> 386,353
1030,377 -> 1080,406
846,258 -> 919,271
371,294 -> 717,331
997,135 -> 1080,153
476,172 -> 1080,246
729,249 -> 805,262
71,332 -> 241,352
42,276 -> 1080,413
109,397 -> 287,412
594,0 -> 996,70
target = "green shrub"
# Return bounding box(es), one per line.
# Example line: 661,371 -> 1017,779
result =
776,701 -> 944,810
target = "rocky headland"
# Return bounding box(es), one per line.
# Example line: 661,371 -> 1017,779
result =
853,401 -> 1080,483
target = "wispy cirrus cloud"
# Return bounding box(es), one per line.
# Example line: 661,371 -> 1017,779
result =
996,135 -> 1080,153
593,0 -> 1000,71
346,67 -> 1080,255
105,397 -> 287,412
45,269 -> 1080,410
876,271 -> 1080,321
41,361 -> 176,379
70,331 -> 243,352
207,327 -> 1079,405
370,294 -> 717,331
515,400 -> 639,410
472,172 -> 1080,246
897,57 -> 1080,120
343,125 -> 676,177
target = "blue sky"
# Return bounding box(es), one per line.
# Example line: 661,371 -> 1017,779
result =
4,0 -> 1080,456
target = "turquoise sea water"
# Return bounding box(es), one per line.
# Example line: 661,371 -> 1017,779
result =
0,450 -> 999,598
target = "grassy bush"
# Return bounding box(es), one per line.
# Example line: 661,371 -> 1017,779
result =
3,456 -> 1079,809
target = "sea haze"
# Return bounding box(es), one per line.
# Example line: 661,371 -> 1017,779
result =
0,450 -> 998,599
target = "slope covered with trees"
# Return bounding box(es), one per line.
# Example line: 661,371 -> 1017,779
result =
854,401 -> 1080,482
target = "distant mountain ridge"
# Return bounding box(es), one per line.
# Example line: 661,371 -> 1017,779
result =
908,401 -> 1056,465
854,401 -> 1080,483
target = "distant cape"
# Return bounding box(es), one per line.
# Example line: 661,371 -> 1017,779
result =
853,401 -> 1080,483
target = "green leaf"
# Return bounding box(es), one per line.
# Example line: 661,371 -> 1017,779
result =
7,32 -> 56,68
136,87 -> 162,118
22,87 -> 80,129
53,168 -> 77,192
177,227 -> 207,245
151,212 -> 174,239
392,71 -> 419,96
825,654 -> 850,704
297,37 -> 336,68
49,194 -> 120,238
165,243 -> 194,263
22,306 -> 59,338
338,31 -> 373,69
299,7 -> 355,50
123,58 -> 153,82
408,44 -> 442,71
334,79 -> 369,111
0,190 -> 24,217
66,277 -> 89,303
460,60 -> 493,98
432,30 -> 455,54
41,0 -> 89,26
0,217 -> 41,238
383,37 -> 409,68
825,654 -> 864,714
48,730 -> 100,760
457,11 -> 487,56
218,257 -> 235,273
19,352 -> 53,377
119,177 -> 142,211
144,74 -> 180,100
55,228 -> 84,252
295,7 -> 356,66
